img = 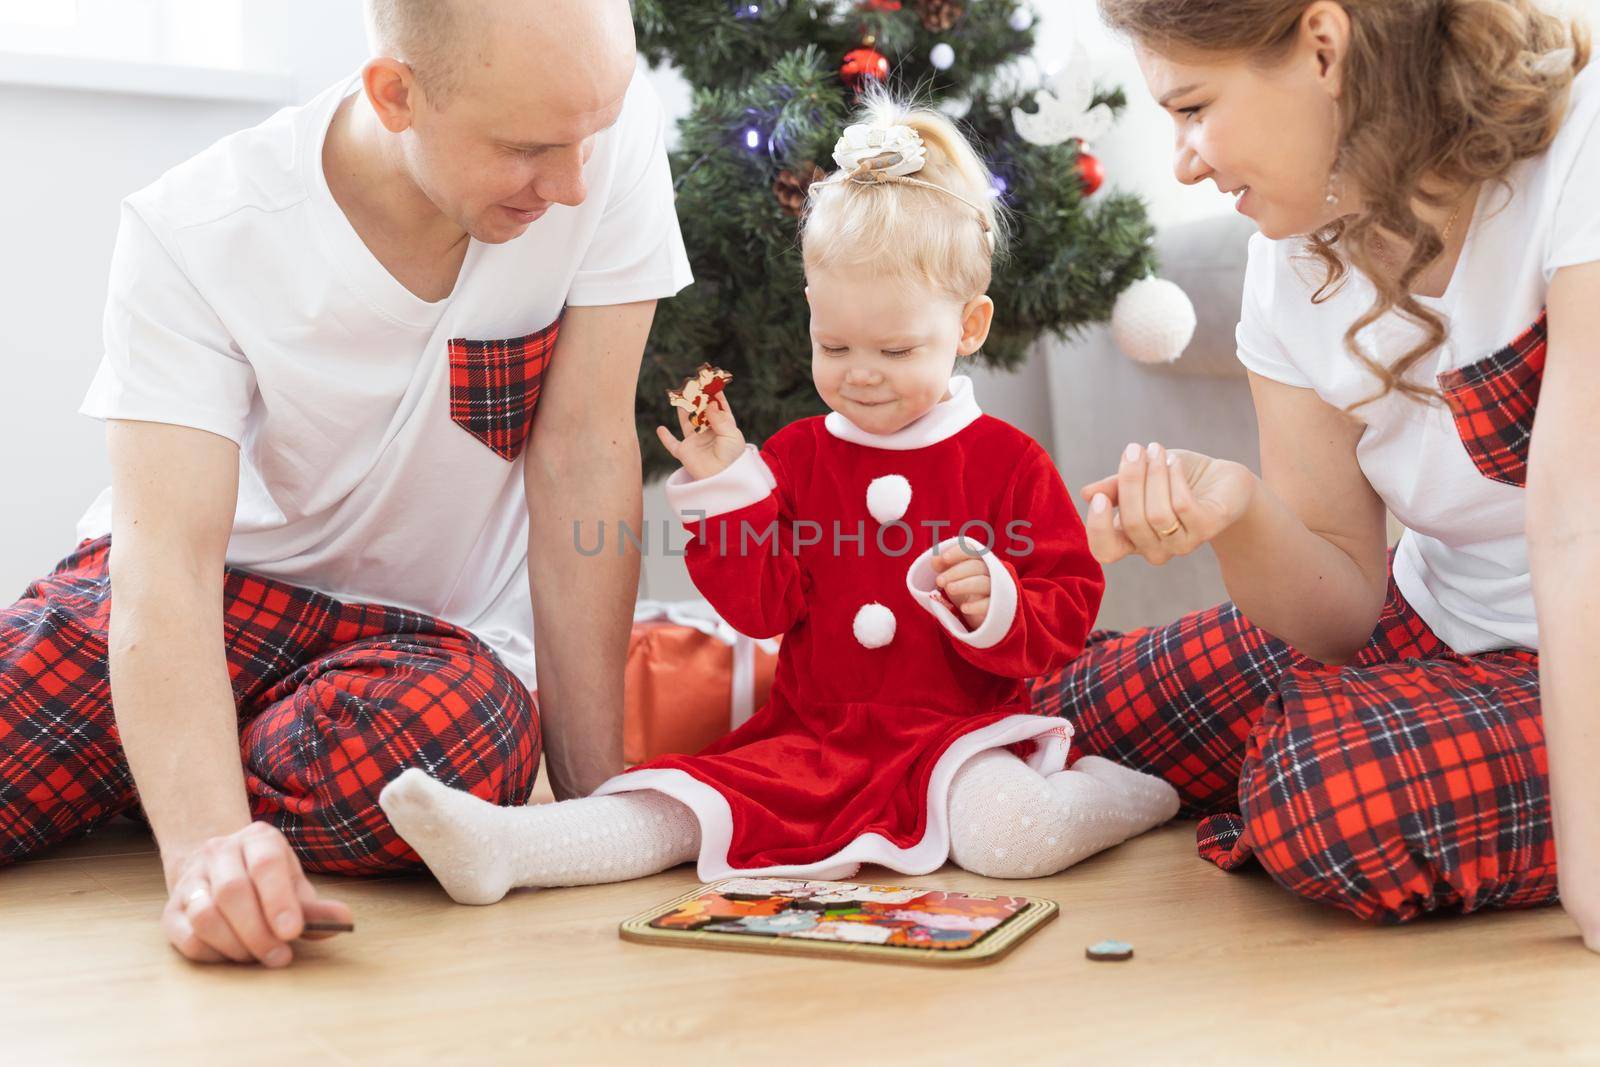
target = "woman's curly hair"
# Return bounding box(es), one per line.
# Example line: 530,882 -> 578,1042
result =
1099,0 -> 1590,406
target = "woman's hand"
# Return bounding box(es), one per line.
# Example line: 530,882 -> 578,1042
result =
656,391 -> 747,481
161,821 -> 353,967
1563,896 -> 1600,953
1552,794 -> 1600,954
931,538 -> 993,629
1082,442 -> 1258,566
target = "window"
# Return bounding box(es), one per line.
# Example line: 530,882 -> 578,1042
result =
0,0 -> 246,70
0,0 -> 300,103
0,0 -> 76,29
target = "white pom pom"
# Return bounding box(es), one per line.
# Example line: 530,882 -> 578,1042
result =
1008,7 -> 1034,31
929,43 -> 955,71
853,603 -> 897,649
865,474 -> 912,524
1110,277 -> 1197,364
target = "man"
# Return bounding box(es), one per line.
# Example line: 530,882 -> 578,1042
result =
0,0 -> 689,968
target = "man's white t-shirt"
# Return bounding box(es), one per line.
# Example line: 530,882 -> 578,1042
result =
77,69 -> 694,689
1236,60 -> 1600,655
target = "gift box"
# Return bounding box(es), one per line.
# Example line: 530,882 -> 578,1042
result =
624,600 -> 781,765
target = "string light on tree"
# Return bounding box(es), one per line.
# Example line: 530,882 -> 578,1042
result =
731,0 -> 795,18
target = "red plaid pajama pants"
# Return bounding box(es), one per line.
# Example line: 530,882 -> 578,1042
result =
0,537 -> 541,873
1028,569 -> 1552,923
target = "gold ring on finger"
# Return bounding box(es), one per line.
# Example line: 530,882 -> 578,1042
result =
1155,520 -> 1183,538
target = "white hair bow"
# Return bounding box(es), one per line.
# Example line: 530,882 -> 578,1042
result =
831,123 -> 928,178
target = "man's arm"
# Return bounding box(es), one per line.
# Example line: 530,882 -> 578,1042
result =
108,420 -> 245,854
1530,260 -> 1600,951
108,419 -> 349,965
524,300 -> 659,799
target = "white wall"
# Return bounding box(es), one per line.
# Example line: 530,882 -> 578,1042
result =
0,90 -> 277,597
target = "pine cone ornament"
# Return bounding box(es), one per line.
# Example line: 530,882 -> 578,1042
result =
916,0 -> 964,32
773,162 -> 825,217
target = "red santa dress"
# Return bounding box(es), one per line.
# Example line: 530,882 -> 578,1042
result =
593,375 -> 1105,879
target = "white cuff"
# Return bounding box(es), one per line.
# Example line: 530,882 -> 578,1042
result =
905,536 -> 1019,650
664,443 -> 778,524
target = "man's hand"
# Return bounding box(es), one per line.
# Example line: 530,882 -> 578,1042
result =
932,538 -> 993,629
162,822 -> 352,967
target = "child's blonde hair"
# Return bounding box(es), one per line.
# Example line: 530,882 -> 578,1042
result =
800,92 -> 1007,302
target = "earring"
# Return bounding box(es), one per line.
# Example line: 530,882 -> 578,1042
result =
1325,102 -> 1343,207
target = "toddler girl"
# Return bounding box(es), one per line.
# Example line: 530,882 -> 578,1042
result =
379,98 -> 1179,904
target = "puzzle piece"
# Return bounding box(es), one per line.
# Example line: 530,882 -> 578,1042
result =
666,362 -> 734,434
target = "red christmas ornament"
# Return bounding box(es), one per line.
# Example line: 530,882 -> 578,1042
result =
841,46 -> 890,92
1076,151 -> 1105,196
860,0 -> 902,9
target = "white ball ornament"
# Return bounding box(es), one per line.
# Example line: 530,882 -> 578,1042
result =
853,603 -> 897,649
865,474 -> 912,524
1110,277 -> 1198,364
1008,7 -> 1034,31
930,43 -> 956,71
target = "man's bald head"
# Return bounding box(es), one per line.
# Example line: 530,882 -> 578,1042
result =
365,0 -> 634,109
365,0 -> 480,106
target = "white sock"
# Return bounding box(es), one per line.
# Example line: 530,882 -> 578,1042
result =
379,769 -> 701,905
947,750 -> 1180,880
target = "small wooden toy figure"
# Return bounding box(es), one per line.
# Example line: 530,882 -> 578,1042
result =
667,363 -> 734,434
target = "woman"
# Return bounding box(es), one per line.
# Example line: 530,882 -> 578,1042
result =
1030,0 -> 1600,948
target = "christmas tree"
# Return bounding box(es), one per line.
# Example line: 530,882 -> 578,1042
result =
632,0 -> 1162,480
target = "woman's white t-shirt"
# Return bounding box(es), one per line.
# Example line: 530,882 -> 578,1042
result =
76,70 -> 694,688
1236,60 -> 1600,655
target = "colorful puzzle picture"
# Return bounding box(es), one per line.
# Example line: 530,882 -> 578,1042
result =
647,877 -> 1033,951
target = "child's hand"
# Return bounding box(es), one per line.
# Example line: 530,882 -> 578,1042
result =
656,390 -> 747,482
932,537 -> 992,630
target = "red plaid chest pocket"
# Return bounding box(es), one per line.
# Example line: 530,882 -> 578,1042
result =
447,314 -> 564,461
1437,308 -> 1547,488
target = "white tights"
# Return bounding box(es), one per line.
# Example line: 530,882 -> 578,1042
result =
379,752 -> 1179,905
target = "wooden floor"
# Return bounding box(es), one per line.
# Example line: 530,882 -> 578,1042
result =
6,813 -> 1596,1066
